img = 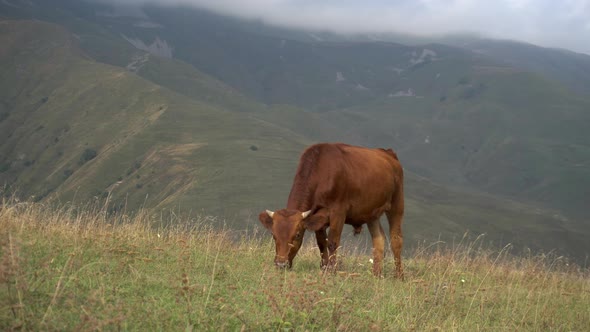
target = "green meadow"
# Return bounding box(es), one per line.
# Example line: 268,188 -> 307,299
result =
1,199 -> 588,331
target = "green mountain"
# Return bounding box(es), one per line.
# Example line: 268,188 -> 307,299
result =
0,19 -> 309,217
0,1 -> 589,261
451,38 -> 590,96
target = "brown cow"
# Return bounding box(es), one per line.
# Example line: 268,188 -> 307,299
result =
259,143 -> 404,278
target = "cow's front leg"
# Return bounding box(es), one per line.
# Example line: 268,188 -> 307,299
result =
315,228 -> 329,269
302,208 -> 335,270
325,212 -> 345,271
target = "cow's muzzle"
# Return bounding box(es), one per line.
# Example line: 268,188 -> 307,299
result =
275,261 -> 291,269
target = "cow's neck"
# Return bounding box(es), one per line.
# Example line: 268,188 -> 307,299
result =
287,150 -> 318,212
286,184 -> 312,212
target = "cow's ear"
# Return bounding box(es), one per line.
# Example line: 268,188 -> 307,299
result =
303,214 -> 328,231
258,211 -> 273,230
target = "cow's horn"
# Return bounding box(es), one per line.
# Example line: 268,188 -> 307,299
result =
265,209 -> 275,218
301,210 -> 312,219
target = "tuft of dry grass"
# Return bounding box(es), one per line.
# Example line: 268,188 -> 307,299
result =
0,198 -> 588,331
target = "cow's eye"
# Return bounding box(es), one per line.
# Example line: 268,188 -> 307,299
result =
295,232 -> 301,240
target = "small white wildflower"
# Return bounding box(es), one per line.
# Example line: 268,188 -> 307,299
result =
369,258 -> 374,264
157,233 -> 161,238
461,278 -> 466,283
320,291 -> 325,295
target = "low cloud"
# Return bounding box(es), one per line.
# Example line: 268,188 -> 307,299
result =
97,0 -> 590,54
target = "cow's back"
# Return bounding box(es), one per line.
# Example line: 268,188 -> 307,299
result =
288,143 -> 402,219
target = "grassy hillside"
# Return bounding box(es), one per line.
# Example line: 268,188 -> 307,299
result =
454,38 -> 590,96
1,199 -> 589,331
0,19 -> 310,217
3,1 -> 590,220
86,4 -> 590,221
0,9 -> 590,260
0,19 -> 588,261
247,106 -> 590,260
311,68 -> 590,219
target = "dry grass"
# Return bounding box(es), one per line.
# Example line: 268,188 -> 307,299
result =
0,198 -> 588,331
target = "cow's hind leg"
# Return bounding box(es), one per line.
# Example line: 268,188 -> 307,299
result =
367,219 -> 386,276
386,186 -> 405,280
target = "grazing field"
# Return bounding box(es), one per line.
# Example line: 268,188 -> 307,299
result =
1,199 -> 588,331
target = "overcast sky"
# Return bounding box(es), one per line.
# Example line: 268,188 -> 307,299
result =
100,0 -> 590,54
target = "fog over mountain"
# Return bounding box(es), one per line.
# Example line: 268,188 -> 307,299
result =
93,0 -> 590,55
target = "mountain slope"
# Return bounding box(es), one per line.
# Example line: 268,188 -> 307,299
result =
76,4 -> 590,222
0,4 -> 589,261
0,19 -> 311,217
453,38 -> 590,96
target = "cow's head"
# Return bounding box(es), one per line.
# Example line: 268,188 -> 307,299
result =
259,209 -> 312,268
